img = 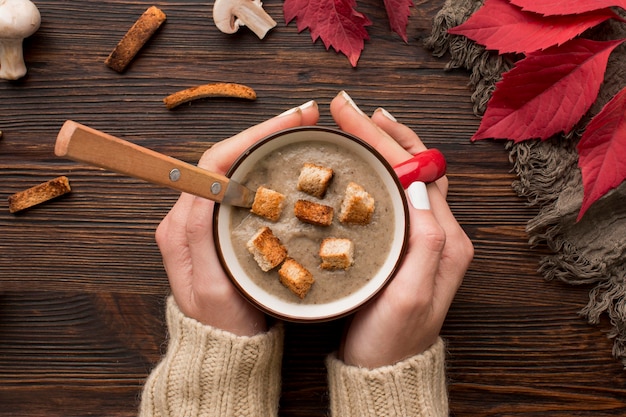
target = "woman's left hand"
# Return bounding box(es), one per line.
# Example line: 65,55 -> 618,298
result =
155,101 -> 319,336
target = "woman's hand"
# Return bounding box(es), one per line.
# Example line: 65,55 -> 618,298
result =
155,101 -> 319,336
330,91 -> 474,368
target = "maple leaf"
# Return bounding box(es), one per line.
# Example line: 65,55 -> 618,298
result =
283,0 -> 372,67
447,0 -> 621,54
446,0 -> 626,221
382,0 -> 414,43
510,0 -> 626,17
471,38 -> 625,142
576,87 -> 626,221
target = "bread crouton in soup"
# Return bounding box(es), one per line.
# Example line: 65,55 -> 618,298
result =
294,199 -> 334,226
320,238 -> 354,270
297,163 -> 334,198
278,258 -> 315,299
246,227 -> 287,272
339,182 -> 375,225
251,186 -> 285,222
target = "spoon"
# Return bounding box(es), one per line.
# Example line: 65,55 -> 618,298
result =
55,120 -> 446,207
55,120 -> 256,207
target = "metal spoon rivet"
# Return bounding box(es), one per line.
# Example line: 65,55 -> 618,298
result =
169,168 -> 181,182
211,182 -> 222,195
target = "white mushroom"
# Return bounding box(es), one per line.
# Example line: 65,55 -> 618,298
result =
212,0 -> 276,39
0,0 -> 41,80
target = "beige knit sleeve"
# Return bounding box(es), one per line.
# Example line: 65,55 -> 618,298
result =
326,338 -> 448,417
139,297 -> 283,417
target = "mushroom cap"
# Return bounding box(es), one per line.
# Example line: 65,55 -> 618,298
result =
0,0 -> 41,39
212,0 -> 241,34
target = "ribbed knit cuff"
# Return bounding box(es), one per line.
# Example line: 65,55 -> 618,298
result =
326,338 -> 448,417
140,296 -> 283,417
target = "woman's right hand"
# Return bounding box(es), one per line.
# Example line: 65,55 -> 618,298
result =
330,91 -> 474,368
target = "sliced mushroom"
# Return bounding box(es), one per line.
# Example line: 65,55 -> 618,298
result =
0,0 -> 41,80
212,0 -> 276,39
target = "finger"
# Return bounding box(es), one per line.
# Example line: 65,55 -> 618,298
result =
423,182 -> 469,309
184,196 -> 227,298
435,175 -> 449,199
371,108 -> 427,154
406,180 -> 468,304
330,91 -> 411,166
395,186 -> 445,301
155,192 -> 196,298
201,100 -> 319,173
156,192 -> 194,257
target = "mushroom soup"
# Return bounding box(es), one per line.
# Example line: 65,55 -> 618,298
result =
230,140 -> 396,304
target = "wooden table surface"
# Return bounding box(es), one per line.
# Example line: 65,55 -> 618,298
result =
2,1 -> 625,415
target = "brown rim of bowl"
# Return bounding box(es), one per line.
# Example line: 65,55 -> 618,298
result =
212,125 -> 410,322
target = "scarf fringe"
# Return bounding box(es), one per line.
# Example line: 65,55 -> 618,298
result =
426,0 -> 626,368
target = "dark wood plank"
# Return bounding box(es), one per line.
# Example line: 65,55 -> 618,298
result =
1,0 -> 625,416
0,292 -> 166,416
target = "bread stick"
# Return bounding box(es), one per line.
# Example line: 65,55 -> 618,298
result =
8,176 -> 71,213
163,83 -> 257,109
105,6 -> 166,72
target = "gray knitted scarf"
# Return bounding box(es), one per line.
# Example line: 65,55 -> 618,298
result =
425,0 -> 626,367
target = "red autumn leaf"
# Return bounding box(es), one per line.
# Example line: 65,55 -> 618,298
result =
447,0 -> 621,54
382,0 -> 413,42
510,0 -> 626,17
472,38 -> 625,142
576,87 -> 626,221
284,0 -> 372,67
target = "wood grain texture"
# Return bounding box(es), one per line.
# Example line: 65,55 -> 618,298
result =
1,0 -> 625,416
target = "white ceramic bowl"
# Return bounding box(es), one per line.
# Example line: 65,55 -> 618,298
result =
213,126 -> 409,322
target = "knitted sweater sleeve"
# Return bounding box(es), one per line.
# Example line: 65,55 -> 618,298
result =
326,338 -> 448,417
139,297 -> 284,417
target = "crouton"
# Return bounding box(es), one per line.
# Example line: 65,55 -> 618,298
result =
294,199 -> 334,226
319,238 -> 354,270
278,258 -> 315,299
297,163 -> 334,198
251,186 -> 286,222
339,182 -> 375,225
246,227 -> 287,272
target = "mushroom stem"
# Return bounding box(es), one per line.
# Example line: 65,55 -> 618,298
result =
213,0 -> 276,39
0,0 -> 41,80
234,0 -> 276,39
0,38 -> 26,80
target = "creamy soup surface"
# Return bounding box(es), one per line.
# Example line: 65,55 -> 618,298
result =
230,140 -> 395,304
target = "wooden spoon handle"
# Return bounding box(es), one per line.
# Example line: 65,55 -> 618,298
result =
55,120 -> 230,202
